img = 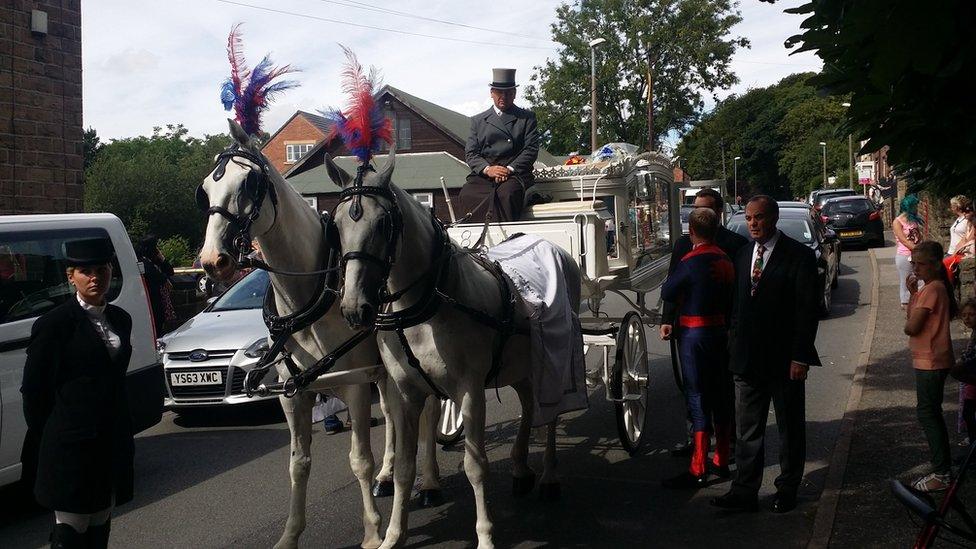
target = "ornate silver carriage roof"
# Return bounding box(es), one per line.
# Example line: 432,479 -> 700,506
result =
533,150 -> 674,184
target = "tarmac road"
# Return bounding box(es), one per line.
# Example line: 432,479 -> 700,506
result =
0,247 -> 876,549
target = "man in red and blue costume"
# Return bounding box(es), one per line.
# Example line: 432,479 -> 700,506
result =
661,207 -> 736,488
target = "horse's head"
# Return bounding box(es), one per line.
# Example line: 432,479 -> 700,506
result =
326,148 -> 398,329
198,119 -> 278,282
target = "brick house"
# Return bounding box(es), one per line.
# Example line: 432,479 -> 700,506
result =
1,1 -> 84,214
261,110 -> 332,174
265,85 -> 564,221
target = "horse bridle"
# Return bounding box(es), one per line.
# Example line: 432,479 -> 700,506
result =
196,146 -> 278,263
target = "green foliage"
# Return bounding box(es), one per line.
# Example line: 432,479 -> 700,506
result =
157,236 -> 194,267
780,0 -> 976,196
525,0 -> 749,154
84,124 -> 231,248
677,73 -> 853,198
83,127 -> 103,170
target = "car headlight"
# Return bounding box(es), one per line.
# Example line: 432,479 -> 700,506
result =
244,338 -> 270,359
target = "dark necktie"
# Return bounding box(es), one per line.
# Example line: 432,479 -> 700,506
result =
751,244 -> 766,296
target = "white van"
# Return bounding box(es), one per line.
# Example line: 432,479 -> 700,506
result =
0,213 -> 164,488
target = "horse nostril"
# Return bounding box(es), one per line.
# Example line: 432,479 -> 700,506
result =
359,303 -> 375,324
215,254 -> 230,271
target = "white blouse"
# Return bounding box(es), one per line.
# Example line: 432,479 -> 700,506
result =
948,215 -> 972,255
76,293 -> 122,360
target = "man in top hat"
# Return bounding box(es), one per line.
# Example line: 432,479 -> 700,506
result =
460,68 -> 540,223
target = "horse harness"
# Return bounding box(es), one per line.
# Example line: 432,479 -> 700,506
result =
336,165 -> 521,400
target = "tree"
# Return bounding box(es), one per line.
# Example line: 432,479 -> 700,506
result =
84,125 -> 231,247
83,127 -> 103,170
677,73 -> 851,198
525,0 -> 749,154
779,0 -> 976,196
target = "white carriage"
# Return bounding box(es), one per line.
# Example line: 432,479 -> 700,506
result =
447,151 -> 679,453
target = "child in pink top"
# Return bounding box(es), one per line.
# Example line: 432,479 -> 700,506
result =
905,241 -> 958,492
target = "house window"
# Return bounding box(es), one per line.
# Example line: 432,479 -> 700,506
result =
396,117 -> 411,151
412,192 -> 434,210
286,143 -> 315,163
303,196 -> 318,211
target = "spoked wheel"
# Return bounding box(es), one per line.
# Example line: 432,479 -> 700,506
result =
611,311 -> 649,454
436,398 -> 464,446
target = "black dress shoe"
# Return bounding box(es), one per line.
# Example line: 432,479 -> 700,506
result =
710,492 -> 758,512
772,492 -> 797,514
661,471 -> 707,489
708,463 -> 731,478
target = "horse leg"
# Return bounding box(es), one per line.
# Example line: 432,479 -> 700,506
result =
340,384 -> 383,549
416,395 -> 443,508
379,386 -> 423,549
460,386 -> 494,549
274,391 -> 316,549
510,379 -> 536,496
539,421 -> 561,500
373,377 -> 395,497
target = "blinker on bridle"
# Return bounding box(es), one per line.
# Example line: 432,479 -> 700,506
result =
196,146 -> 279,263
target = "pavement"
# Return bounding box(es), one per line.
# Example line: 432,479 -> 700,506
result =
826,238 -> 976,548
0,248 -> 878,548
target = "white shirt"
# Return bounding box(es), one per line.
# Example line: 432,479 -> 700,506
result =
749,229 -> 781,274
77,293 -> 122,360
948,215 -> 972,254
493,105 -> 504,116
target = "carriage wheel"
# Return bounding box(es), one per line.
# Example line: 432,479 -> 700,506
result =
611,311 -> 649,455
436,398 -> 464,446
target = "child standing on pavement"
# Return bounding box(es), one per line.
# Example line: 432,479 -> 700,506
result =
905,241 -> 958,492
950,299 -> 976,446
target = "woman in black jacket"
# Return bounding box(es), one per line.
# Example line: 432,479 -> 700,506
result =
21,237 -> 134,549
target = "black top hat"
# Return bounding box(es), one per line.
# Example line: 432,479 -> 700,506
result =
63,238 -> 116,267
490,68 -> 518,89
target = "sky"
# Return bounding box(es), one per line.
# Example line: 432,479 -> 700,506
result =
80,0 -> 822,144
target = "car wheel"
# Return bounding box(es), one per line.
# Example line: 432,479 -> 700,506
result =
831,268 -> 839,289
196,274 -> 210,296
819,276 -> 832,317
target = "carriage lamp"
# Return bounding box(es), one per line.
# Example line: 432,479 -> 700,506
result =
244,338 -> 271,359
31,10 -> 48,36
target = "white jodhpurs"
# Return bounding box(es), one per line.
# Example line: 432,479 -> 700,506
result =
55,499 -> 113,533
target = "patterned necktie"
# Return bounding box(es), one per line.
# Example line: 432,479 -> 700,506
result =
751,244 -> 767,296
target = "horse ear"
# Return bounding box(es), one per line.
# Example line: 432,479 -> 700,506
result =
375,146 -> 396,188
228,119 -> 252,148
325,154 -> 352,188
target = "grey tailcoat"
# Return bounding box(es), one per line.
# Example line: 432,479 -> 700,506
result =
464,106 -> 540,177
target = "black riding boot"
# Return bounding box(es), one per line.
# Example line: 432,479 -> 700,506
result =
49,523 -> 85,549
87,520 -> 111,549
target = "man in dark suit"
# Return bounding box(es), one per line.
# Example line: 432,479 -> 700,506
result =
711,195 -> 821,514
460,68 -> 539,223
660,188 -> 748,457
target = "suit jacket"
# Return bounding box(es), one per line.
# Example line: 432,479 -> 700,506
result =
465,106 -> 539,177
728,232 -> 821,378
662,227 -> 749,325
21,297 -> 134,513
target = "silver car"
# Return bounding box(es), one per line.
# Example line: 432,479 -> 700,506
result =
158,269 -> 277,407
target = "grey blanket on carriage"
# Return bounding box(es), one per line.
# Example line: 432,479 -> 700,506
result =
487,234 -> 588,426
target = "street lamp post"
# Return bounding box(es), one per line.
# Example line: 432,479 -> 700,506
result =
733,156 -> 741,204
842,102 -> 853,189
819,141 -> 827,189
589,37 -> 607,153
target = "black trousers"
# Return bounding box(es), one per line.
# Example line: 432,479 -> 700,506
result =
730,373 -> 806,497
458,173 -> 530,223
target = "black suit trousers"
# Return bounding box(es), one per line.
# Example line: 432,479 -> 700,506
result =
731,373 -> 806,497
459,174 -> 528,223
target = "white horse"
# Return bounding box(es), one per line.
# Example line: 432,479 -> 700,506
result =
325,148 -> 578,548
198,120 -> 443,549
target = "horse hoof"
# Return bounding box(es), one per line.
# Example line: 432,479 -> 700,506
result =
372,480 -> 394,498
512,473 -> 536,497
539,482 -> 561,501
417,488 -> 444,508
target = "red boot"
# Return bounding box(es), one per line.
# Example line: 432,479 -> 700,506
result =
662,431 -> 710,489
710,423 -> 732,478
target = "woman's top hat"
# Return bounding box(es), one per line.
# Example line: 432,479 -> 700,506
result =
63,238 -> 115,267
490,68 -> 518,89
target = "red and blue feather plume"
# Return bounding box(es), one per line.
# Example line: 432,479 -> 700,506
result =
322,47 -> 392,165
220,24 -> 300,136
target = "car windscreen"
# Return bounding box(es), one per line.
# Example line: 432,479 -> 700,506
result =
815,190 -> 856,207
680,206 -> 693,222
823,199 -> 873,215
210,269 -> 269,311
726,218 -> 815,244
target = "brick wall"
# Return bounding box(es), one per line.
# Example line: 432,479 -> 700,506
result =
382,97 -> 465,159
1,1 -> 84,214
262,113 -> 326,174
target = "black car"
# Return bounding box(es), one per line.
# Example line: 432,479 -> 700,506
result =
727,207 -> 841,316
820,195 -> 885,248
810,188 -> 858,211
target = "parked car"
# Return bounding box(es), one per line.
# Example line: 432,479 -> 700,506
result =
727,207 -> 841,316
820,195 -> 885,248
680,204 -> 694,234
811,188 -> 858,211
157,268 -> 278,409
0,213 -> 164,488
